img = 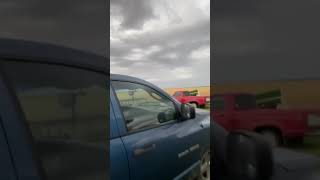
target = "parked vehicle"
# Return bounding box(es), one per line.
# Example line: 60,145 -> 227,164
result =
0,38 -> 210,180
110,74 -> 210,180
173,90 -> 210,108
212,93 -> 320,146
2,39 -> 320,180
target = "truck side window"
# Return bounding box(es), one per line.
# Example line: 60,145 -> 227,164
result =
112,81 -> 177,132
2,61 -> 108,180
212,96 -> 225,111
235,95 -> 257,110
183,91 -> 191,96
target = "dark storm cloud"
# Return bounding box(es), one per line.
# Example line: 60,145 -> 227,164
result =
0,0 -> 107,56
111,0 -> 210,87
112,19 -> 210,67
110,0 -> 156,30
212,0 -> 320,84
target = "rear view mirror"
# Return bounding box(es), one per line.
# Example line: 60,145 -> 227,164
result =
227,131 -> 273,180
180,103 -> 196,121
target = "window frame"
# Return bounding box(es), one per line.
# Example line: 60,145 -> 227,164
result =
111,80 -> 181,135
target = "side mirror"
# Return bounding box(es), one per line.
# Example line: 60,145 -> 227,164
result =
158,112 -> 166,123
227,131 -> 273,180
180,103 -> 196,121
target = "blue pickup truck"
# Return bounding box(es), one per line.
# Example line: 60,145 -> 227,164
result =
3,38 -> 319,180
110,74 -> 210,180
0,38 -> 210,180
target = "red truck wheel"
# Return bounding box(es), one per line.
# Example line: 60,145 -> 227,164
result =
260,130 -> 282,147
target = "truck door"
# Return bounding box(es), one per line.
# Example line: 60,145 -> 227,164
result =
110,96 -> 130,180
112,80 -> 202,180
212,96 -> 232,130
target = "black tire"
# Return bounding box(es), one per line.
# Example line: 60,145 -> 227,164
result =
260,130 -> 282,147
199,151 -> 210,180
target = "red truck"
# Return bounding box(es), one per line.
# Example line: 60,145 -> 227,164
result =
212,93 -> 320,146
173,91 -> 210,108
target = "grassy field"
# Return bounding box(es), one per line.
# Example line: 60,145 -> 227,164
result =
288,136 -> 320,157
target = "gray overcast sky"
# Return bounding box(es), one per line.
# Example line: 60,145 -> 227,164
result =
110,0 -> 210,88
213,0 -> 320,84
0,0 -> 106,56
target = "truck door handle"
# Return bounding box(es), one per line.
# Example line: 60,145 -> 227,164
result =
133,144 -> 156,157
